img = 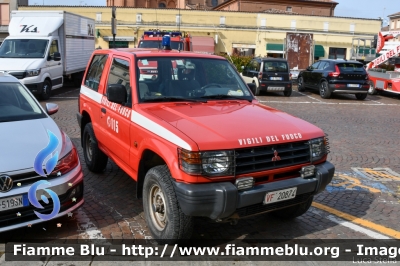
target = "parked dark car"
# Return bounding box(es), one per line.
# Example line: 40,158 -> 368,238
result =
241,57 -> 292,97
297,59 -> 370,100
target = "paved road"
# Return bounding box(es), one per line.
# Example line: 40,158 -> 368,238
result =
1,85 -> 400,265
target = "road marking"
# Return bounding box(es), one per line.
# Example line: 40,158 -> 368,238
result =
330,174 -> 381,193
258,100 -> 400,106
76,209 -> 110,242
296,91 -> 324,102
352,167 -> 400,182
310,207 -> 390,239
312,202 -> 400,239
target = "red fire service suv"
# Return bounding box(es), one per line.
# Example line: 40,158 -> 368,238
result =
77,36 -> 334,241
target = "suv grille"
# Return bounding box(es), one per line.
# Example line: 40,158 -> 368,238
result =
235,141 -> 310,175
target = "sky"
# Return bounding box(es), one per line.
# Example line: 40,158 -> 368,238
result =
28,0 -> 400,24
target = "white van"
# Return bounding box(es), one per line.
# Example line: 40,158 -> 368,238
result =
0,11 -> 95,99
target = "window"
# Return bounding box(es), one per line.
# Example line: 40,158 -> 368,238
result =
291,20 -> 296,30
176,14 -> 181,25
328,48 -> 347,59
336,62 -> 365,72
263,61 -> 288,72
286,6 -> 292,12
220,16 -> 225,26
107,58 -> 131,105
350,24 -> 355,33
249,60 -> 260,71
136,13 -> 142,24
391,21 -> 395,29
397,20 -> 400,29
48,40 -> 59,60
311,61 -> 320,70
260,18 -> 266,28
96,12 -> 102,22
0,4 -> 10,25
317,61 -> 329,70
158,3 -> 166,8
84,54 -> 108,91
323,22 -> 329,32
212,0 -> 218,7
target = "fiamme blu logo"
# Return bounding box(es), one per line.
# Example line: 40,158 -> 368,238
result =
28,130 -> 60,221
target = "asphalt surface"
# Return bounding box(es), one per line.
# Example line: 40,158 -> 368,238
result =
1,84 -> 400,265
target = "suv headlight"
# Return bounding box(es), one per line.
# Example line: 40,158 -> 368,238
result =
309,137 -> 329,162
25,69 -> 41,77
178,149 -> 234,176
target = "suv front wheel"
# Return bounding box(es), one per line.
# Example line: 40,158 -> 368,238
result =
319,81 -> 332,99
82,123 -> 108,172
297,76 -> 306,92
143,165 -> 193,242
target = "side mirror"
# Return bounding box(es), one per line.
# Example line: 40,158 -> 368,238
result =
53,52 -> 61,61
306,66 -> 312,71
107,84 -> 127,104
45,103 -> 59,115
247,83 -> 256,94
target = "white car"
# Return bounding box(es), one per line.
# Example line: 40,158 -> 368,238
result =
0,73 -> 84,232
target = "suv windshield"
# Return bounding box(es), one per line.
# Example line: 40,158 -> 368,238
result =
138,41 -> 184,50
263,61 -> 288,72
0,39 -> 48,58
136,57 -> 253,102
337,63 -> 365,72
0,82 -> 46,122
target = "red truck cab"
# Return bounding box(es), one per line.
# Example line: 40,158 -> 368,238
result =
77,39 -> 334,242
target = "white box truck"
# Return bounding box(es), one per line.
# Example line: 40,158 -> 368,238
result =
0,11 -> 95,99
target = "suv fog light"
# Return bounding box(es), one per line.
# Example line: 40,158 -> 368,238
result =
300,165 -> 315,178
235,177 -> 254,190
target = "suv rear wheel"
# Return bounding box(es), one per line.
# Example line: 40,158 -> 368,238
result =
143,165 -> 193,242
283,88 -> 292,97
272,196 -> 313,219
82,123 -> 108,172
355,93 -> 367,100
319,81 -> 331,99
297,77 -> 305,92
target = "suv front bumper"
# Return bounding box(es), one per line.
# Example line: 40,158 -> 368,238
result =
173,161 -> 334,220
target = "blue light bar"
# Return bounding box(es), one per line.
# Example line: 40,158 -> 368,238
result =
162,35 -> 171,50
144,30 -> 182,37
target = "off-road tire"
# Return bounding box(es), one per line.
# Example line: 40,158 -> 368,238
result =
272,196 -> 314,219
40,80 -> 52,100
143,165 -> 193,243
355,93 -> 368,100
82,123 -> 108,172
297,76 -> 306,92
319,81 -> 332,99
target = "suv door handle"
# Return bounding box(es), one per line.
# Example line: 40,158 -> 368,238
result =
101,108 -> 106,114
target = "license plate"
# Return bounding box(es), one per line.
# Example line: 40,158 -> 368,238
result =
264,187 -> 297,205
270,77 -> 282,80
347,84 -> 360,88
0,195 -> 27,212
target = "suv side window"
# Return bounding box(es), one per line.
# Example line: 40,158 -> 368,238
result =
84,54 -> 108,92
250,60 -> 260,71
311,61 -> 320,70
317,61 -> 329,70
107,58 -> 131,106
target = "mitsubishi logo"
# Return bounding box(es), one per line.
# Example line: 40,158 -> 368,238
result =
0,175 -> 13,192
272,150 -> 281,161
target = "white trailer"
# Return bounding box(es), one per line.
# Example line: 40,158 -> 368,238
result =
0,11 -> 95,99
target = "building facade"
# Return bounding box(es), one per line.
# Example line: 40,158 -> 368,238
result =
388,12 -> 400,41
107,0 -> 338,16
0,0 -> 26,42
18,6 -> 381,65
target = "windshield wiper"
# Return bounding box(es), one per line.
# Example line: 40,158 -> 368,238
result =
200,94 -> 252,102
142,96 -> 207,103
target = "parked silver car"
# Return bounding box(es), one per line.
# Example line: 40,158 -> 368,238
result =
0,73 -> 84,232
